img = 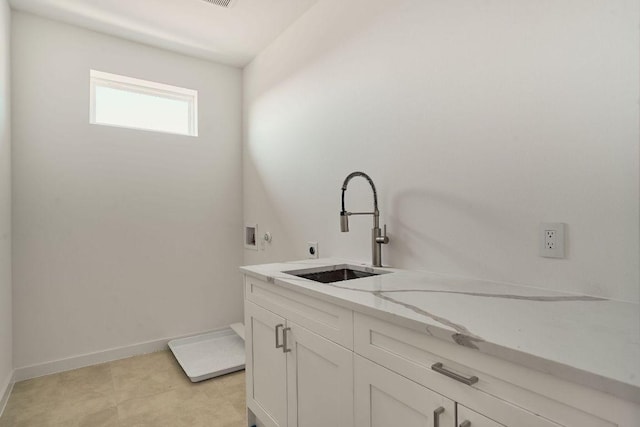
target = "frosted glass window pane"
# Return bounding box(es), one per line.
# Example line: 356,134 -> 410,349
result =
90,70 -> 197,136
95,86 -> 190,135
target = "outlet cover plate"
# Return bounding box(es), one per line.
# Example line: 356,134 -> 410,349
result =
307,242 -> 319,259
539,222 -> 566,258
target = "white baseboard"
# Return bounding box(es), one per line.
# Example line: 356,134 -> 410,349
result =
0,369 -> 15,419
13,329 -> 218,382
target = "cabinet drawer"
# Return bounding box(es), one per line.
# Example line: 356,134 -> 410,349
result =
354,312 -> 615,427
245,275 -> 353,349
457,404 -> 505,427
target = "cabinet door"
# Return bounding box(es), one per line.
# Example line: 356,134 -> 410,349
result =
286,322 -> 354,427
355,355 -> 455,427
457,405 -> 504,427
245,301 -> 288,427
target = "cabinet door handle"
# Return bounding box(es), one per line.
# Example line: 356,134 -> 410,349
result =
460,421 -> 471,427
282,327 -> 292,353
433,406 -> 445,427
275,324 -> 284,349
431,362 -> 478,386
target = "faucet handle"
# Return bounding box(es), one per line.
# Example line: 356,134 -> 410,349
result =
376,224 -> 390,244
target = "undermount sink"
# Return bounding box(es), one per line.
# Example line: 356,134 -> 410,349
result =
285,264 -> 390,284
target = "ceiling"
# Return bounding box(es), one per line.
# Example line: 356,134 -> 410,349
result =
9,0 -> 319,67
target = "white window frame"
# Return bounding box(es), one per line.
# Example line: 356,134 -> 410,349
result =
89,70 -> 198,136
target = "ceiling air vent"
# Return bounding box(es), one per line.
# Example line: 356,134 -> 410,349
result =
202,0 -> 236,8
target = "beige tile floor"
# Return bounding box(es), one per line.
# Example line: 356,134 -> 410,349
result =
0,351 -> 246,427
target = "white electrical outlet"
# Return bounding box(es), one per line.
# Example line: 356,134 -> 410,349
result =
539,223 -> 566,258
307,242 -> 319,259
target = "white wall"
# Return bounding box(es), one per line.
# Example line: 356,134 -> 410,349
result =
0,0 -> 13,402
12,12 -> 243,369
244,0 -> 639,302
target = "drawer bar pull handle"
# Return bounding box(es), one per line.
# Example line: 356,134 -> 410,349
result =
431,362 -> 478,386
282,327 -> 292,353
433,406 -> 445,427
460,421 -> 471,427
275,324 -> 284,349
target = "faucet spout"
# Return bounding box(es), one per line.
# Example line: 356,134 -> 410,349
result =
339,171 -> 389,267
341,171 -> 379,214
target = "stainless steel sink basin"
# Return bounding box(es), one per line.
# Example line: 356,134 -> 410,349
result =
285,265 -> 390,284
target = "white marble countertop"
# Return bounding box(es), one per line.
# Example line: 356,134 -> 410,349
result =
240,258 -> 640,404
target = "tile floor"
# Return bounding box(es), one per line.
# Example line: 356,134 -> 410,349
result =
0,351 -> 246,427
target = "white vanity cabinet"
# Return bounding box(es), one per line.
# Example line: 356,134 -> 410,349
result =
243,272 -> 640,427
244,277 -> 354,427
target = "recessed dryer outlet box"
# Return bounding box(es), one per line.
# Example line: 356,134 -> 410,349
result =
245,224 -> 258,250
539,223 -> 566,258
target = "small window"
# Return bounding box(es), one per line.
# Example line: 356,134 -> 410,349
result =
90,70 -> 198,136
